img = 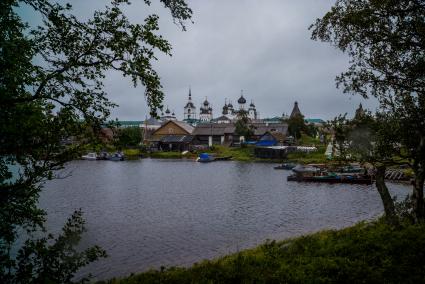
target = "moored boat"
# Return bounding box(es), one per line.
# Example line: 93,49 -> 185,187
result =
81,152 -> 98,160
108,152 -> 125,161
287,174 -> 373,185
274,163 -> 296,170
287,163 -> 372,184
196,153 -> 215,163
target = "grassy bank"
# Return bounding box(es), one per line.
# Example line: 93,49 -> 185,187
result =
146,146 -> 256,162
143,145 -> 328,163
207,145 -> 255,162
99,220 -> 425,283
286,146 -> 327,164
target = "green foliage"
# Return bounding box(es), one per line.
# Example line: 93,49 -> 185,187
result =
310,0 -> 425,220
208,145 -> 254,162
286,114 -> 306,140
15,210 -> 106,284
297,133 -> 321,146
123,148 -> 141,157
0,0 -> 191,282
325,114 -> 352,163
115,127 -> 142,148
286,146 -> 327,164
99,221 -> 425,284
234,110 -> 255,139
149,151 -> 182,159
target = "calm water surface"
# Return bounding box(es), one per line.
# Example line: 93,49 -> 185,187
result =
40,159 -> 409,280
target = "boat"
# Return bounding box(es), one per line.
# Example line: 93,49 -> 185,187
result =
108,152 -> 124,161
286,162 -> 373,184
287,174 -> 373,185
81,152 -> 98,160
274,163 -> 296,170
196,153 -> 215,163
292,164 -> 321,174
97,151 -> 109,160
338,164 -> 364,173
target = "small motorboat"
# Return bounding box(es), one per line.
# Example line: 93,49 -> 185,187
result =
338,164 -> 364,173
292,164 -> 321,174
108,152 -> 124,161
97,151 -> 109,160
81,152 -> 98,160
274,163 -> 296,170
196,153 -> 215,163
287,173 -> 373,185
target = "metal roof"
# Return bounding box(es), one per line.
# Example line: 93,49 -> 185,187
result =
117,121 -> 142,127
143,117 -> 163,126
305,118 -> 325,124
193,123 -> 235,135
160,135 -> 194,143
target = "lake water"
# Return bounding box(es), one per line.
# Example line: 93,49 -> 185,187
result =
40,159 -> 410,280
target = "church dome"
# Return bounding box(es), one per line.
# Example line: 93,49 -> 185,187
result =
203,99 -> 209,106
249,101 -> 255,108
238,95 -> 246,104
222,106 -> 228,115
165,108 -> 170,114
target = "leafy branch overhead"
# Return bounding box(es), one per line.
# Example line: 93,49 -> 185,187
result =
0,0 -> 191,282
310,0 -> 425,100
311,0 -> 425,222
5,0 -> 192,117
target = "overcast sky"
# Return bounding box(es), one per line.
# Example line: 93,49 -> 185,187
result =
22,0 -> 378,121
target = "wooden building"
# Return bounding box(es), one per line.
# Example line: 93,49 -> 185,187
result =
192,122 -> 288,146
192,123 -> 235,146
149,120 -> 195,151
256,131 -> 286,146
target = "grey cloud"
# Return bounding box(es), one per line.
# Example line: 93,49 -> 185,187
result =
23,0 -> 378,121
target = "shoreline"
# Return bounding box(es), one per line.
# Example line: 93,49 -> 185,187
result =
97,218 -> 425,284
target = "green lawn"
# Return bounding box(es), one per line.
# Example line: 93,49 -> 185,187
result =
147,145 -> 328,164
99,220 -> 425,283
286,146 -> 328,164
208,145 -> 255,162
149,151 -> 184,159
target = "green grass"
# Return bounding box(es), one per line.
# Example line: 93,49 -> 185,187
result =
297,133 -> 322,146
208,145 -> 255,162
146,145 -> 328,164
149,151 -> 183,159
123,148 -> 141,157
99,220 -> 425,283
286,145 -> 328,164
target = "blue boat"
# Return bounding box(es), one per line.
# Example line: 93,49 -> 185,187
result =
197,153 -> 215,163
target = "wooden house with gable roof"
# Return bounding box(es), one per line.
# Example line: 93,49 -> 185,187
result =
149,120 -> 198,151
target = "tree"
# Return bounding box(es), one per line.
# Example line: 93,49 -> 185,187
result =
326,114 -> 352,163
333,112 -> 402,225
234,110 -> 255,141
115,127 -> 143,148
311,0 -> 425,222
286,114 -> 306,141
0,0 -> 191,281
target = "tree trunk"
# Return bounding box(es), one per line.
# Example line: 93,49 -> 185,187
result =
412,164 -> 425,223
375,165 -> 398,226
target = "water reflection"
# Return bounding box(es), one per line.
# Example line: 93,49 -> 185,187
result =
40,159 -> 409,280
